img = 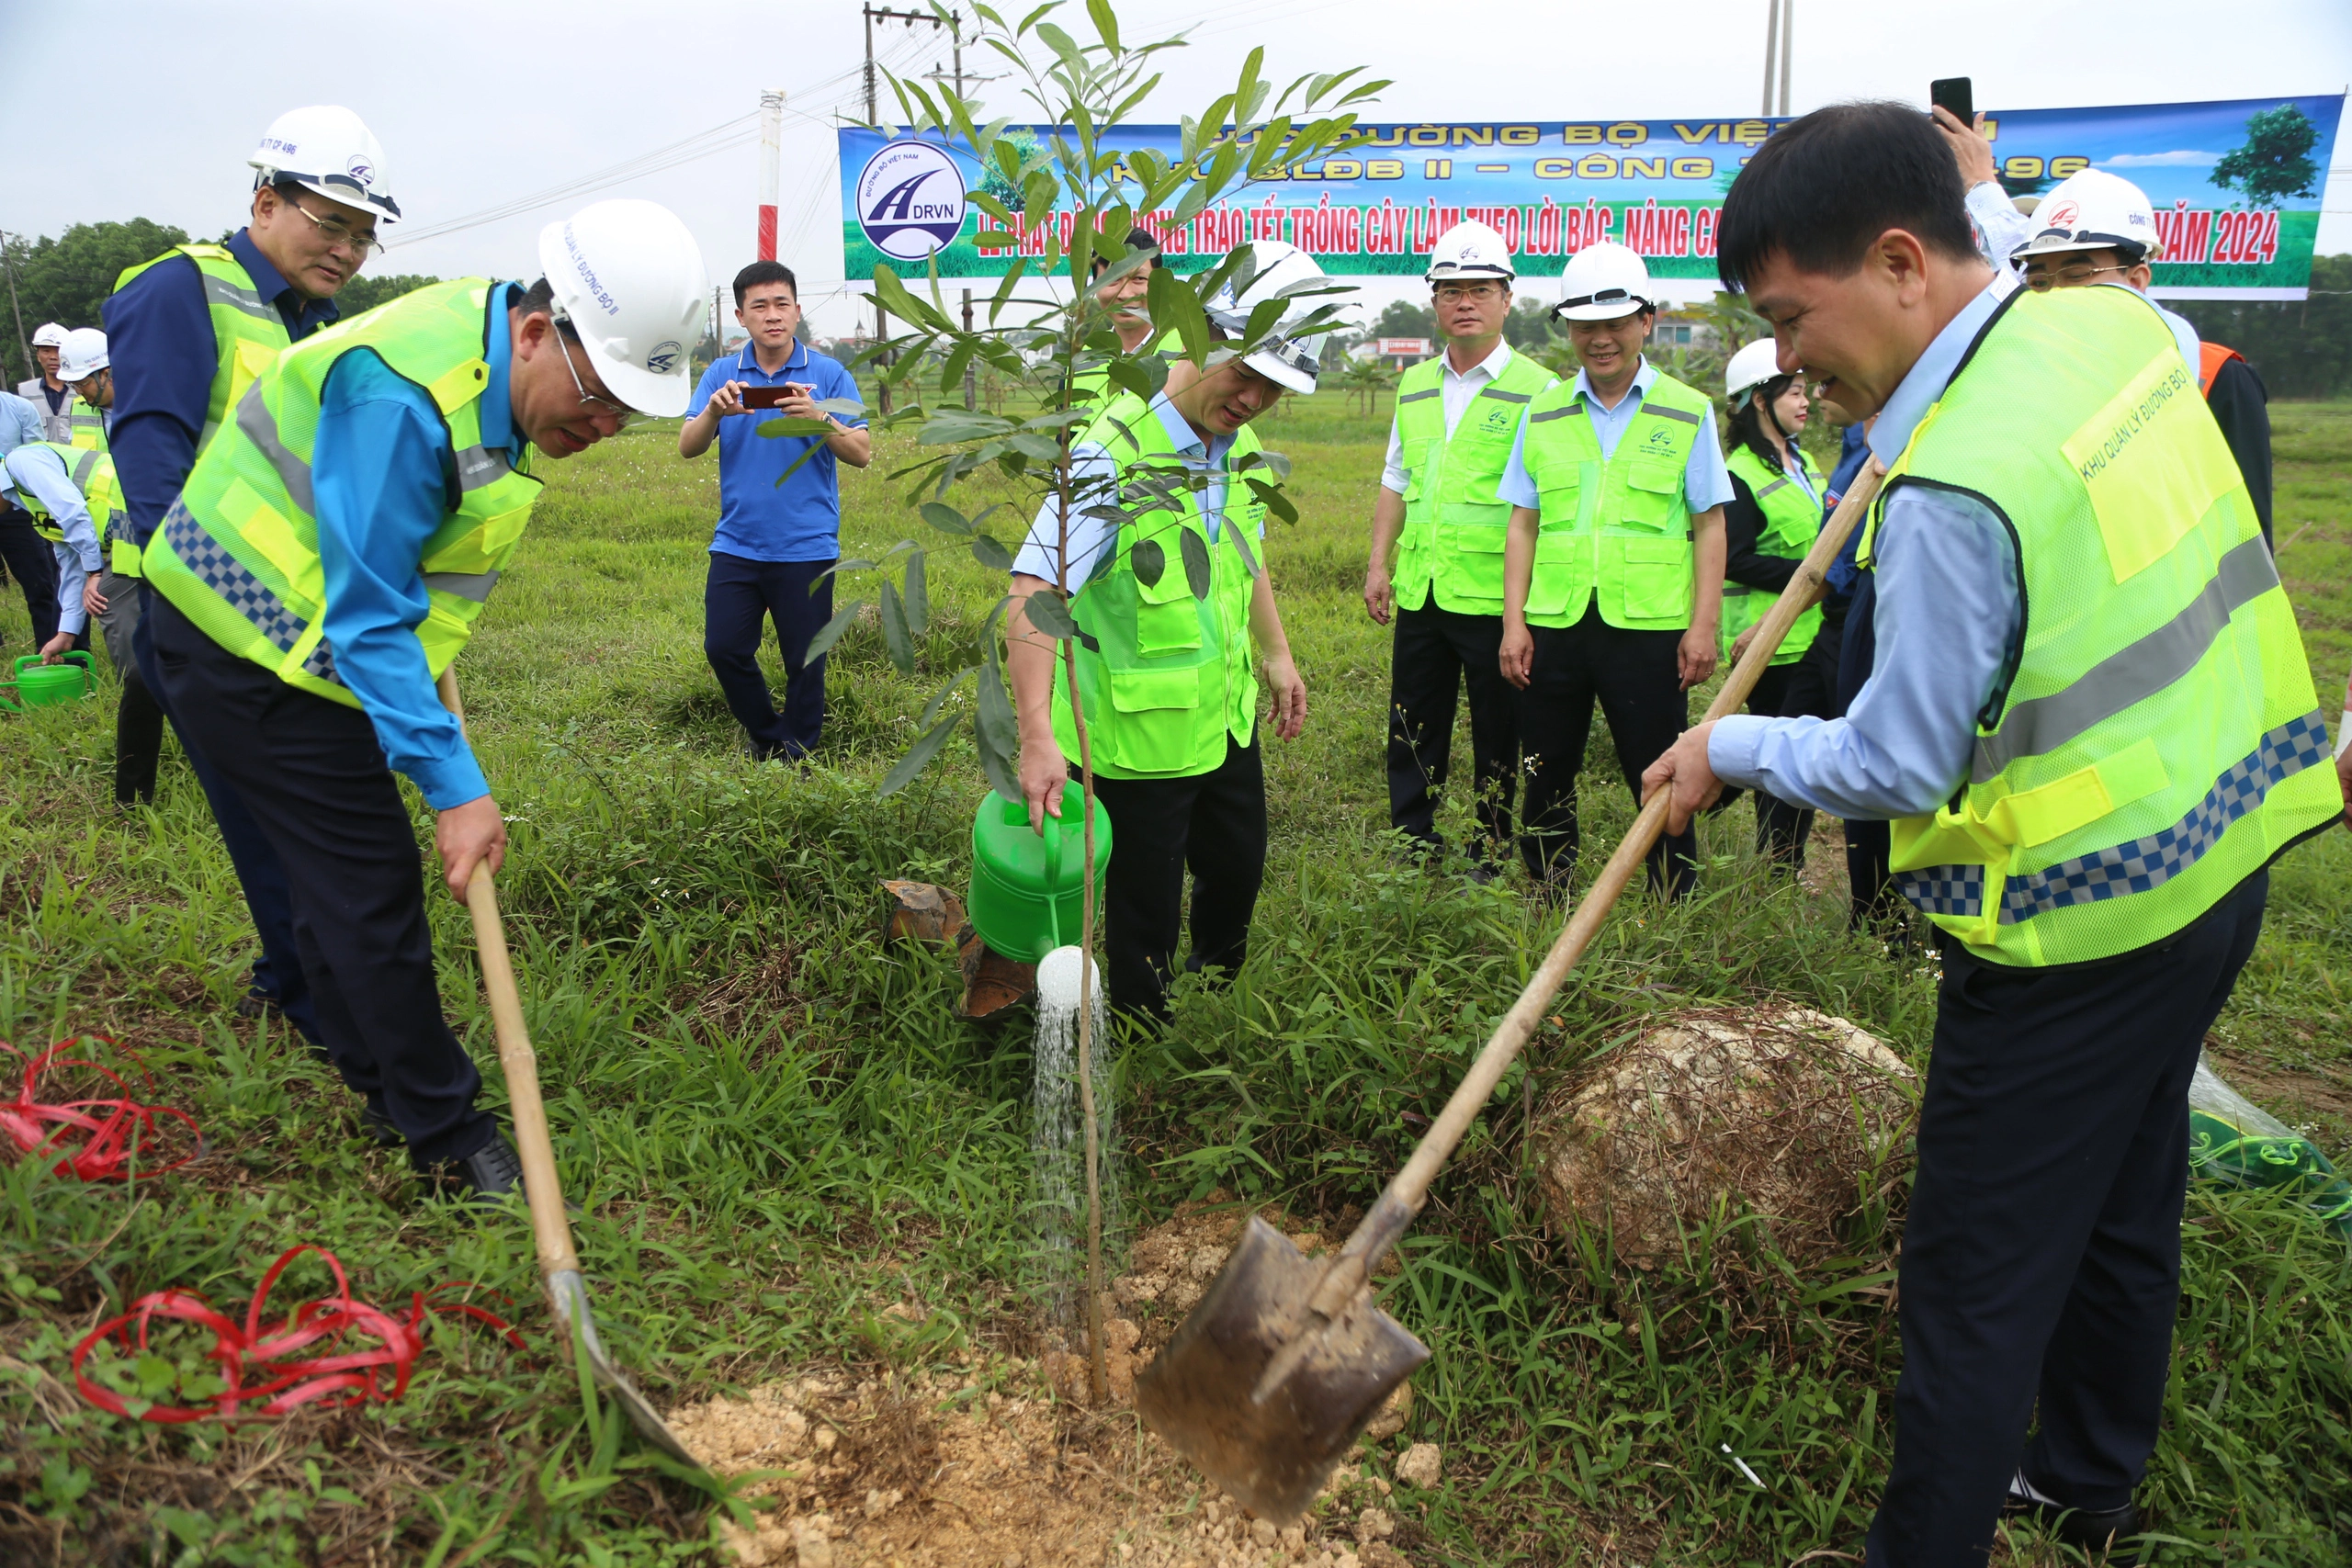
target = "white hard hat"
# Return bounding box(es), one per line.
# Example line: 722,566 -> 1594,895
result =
536,199 -> 712,418
57,329 -> 108,383
250,106 -> 401,225
1426,220 -> 1514,285
1724,339 -> 1786,408
31,322 -> 68,349
1205,241 -> 1331,394
2011,168 -> 2159,264
1556,241 -> 1653,321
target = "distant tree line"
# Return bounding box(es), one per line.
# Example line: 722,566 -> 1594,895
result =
2,219 -> 439,385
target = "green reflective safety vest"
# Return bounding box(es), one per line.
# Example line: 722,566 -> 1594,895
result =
14,445 -> 120,561
1391,348 -> 1553,615
1517,368 -> 1714,630
1050,393 -> 1266,780
1877,284 -> 2335,966
143,279 -> 542,707
1719,444 -> 1823,665
67,407 -> 108,455
1069,329 -> 1181,407
113,243 -> 295,455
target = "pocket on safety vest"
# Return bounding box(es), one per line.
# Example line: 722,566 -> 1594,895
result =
1619,457 -> 1683,529
1971,739 -> 2171,850
1105,665 -> 1205,773
1617,537 -> 1691,624
1132,537 -> 1204,657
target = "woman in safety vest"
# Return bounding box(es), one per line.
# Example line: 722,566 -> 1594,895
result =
1714,337 -> 1838,874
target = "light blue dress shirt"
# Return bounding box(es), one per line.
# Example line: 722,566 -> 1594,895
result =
1497,357 -> 1736,514
1012,391 -> 1252,590
3,444 -> 106,635
311,283 -> 526,809
0,391 -> 43,455
1708,276 -> 2026,820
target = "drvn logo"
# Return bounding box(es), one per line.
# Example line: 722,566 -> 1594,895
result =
854,141 -> 968,263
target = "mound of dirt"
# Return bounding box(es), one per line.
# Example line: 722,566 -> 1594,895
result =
1531,1005 -> 1916,1268
675,1206 -> 1430,1568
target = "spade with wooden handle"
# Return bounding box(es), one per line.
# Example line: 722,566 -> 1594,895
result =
436,670 -> 702,1470
1134,460 -> 1888,1523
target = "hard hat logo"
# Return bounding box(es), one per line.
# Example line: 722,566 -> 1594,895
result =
856,141 -> 969,263
646,342 -> 683,376
345,156 -> 375,188
2043,200 -> 2081,230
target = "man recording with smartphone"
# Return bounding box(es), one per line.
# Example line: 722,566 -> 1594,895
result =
680,260 -> 871,761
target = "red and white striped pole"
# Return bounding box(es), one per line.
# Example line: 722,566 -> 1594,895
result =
757,88 -> 785,260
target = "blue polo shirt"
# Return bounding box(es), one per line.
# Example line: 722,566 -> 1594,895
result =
687,343 -> 866,562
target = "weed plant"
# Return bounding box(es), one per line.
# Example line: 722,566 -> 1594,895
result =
0,403 -> 2346,1562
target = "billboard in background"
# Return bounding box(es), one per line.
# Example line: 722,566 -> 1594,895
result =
838,94 -> 2342,300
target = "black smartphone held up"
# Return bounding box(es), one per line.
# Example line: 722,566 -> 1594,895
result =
1930,77 -> 1974,125
739,384 -> 798,410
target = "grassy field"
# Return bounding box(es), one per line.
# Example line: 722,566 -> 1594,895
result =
1,390 -> 2346,1565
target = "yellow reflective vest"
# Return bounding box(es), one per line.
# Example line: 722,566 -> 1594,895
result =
1391,348 -> 1552,616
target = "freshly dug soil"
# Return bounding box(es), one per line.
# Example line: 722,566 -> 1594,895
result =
673,1205 -> 1426,1568
1531,1005 -> 1916,1268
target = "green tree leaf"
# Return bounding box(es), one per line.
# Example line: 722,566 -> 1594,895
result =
876,712 -> 964,797
805,598 -> 868,663
1023,588 -> 1077,639
880,580 -> 917,672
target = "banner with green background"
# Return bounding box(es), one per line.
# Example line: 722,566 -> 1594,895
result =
839,94 -> 2341,299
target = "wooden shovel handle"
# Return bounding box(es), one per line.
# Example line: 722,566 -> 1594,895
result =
1315,458 -> 1890,1308
437,669 -> 583,1281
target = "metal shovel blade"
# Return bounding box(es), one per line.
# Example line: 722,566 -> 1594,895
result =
549,1269 -> 701,1469
1134,1217 -> 1430,1525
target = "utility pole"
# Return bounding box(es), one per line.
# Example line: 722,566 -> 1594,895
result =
1760,0 -> 1780,116
860,6 -> 958,416
1779,0 -> 1793,116
758,88 -> 786,261
0,229 -> 30,385
962,289 -> 976,409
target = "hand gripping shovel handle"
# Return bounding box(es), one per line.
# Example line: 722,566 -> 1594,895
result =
436,670 -> 703,1470
1271,459 -> 1890,1369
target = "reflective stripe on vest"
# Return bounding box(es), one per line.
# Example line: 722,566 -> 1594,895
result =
1880,285 -> 2335,965
15,445 -> 119,558
1516,368 -> 1713,631
1719,444 -> 1823,665
1391,349 -> 1555,616
112,243 -> 291,451
68,411 -> 108,454
1050,392 -> 1264,779
142,279 -> 540,707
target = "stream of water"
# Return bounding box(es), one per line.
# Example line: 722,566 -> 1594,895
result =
1029,945 -> 1122,1325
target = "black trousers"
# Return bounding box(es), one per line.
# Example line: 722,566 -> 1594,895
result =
1088,736 -> 1267,1021
1385,603 -> 1519,862
1515,605 -> 1698,897
133,585 -> 322,1043
1740,630 -> 1838,873
0,510 -> 60,649
147,594 -> 494,1165
1865,871 -> 2269,1567
94,570 -> 163,805
704,551 -> 833,760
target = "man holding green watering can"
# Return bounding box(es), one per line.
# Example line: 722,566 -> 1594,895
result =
1005,243 -> 1325,1023
4,442 -> 107,665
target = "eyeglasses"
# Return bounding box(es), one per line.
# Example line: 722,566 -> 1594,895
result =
281,196 -> 385,259
1434,283 -> 1504,302
2023,262 -> 2132,292
551,326 -> 638,429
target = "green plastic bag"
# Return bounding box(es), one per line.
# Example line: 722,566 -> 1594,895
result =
2188,1055 -> 2352,1242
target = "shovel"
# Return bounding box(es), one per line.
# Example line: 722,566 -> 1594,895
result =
437,671 -> 703,1470
1135,460 -> 1888,1523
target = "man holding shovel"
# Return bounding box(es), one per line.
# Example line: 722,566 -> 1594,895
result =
141,199 -> 708,1203
1005,243 -> 1322,1024
1643,102 -> 2339,1562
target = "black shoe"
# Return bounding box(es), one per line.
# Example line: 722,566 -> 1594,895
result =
2005,1474 -> 2142,1556
235,991 -> 287,1021
360,1098 -> 403,1148
430,1136 -> 525,1209
1465,861 -> 1500,887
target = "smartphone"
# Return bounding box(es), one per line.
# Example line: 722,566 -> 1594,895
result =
1930,77 -> 1973,125
739,384 -> 793,410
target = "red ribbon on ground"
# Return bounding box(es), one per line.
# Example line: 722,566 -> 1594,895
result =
72,1244 -> 526,1423
0,1036 -> 200,1182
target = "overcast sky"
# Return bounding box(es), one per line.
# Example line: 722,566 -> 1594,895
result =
5,0 -> 2347,338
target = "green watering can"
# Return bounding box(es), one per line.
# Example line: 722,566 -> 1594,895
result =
0,650 -> 96,712
967,784 -> 1114,964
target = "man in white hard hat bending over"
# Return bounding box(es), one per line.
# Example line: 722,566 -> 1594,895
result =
1364,221 -> 1549,878
141,199 -> 710,1203
1498,241 -> 1732,897
105,106 -> 402,1047
1008,243 -> 1318,1024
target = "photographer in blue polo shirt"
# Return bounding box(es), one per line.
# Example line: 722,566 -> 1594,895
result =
680,262 -> 870,760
